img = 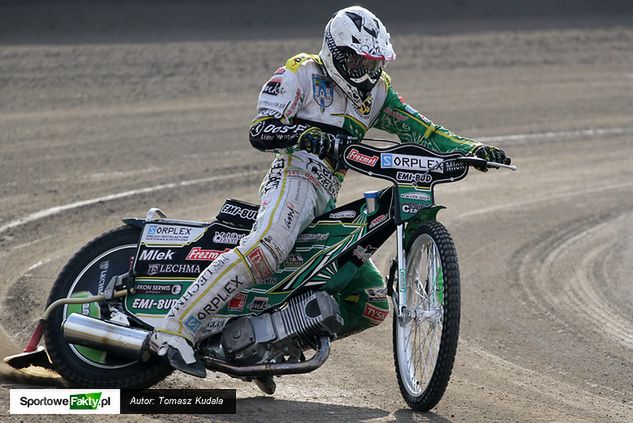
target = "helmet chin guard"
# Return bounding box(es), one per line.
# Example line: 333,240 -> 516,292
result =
319,6 -> 396,106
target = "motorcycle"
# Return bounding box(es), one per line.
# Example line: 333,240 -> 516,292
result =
4,138 -> 515,411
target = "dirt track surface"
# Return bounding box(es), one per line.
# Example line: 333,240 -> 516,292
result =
1,5 -> 633,422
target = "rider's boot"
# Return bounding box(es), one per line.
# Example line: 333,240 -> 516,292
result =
146,248 -> 258,379
254,376 -> 276,394
148,331 -> 206,378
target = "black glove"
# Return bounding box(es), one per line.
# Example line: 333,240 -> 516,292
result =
472,145 -> 511,172
298,127 -> 335,159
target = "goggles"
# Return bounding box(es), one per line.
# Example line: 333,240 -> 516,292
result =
344,54 -> 385,73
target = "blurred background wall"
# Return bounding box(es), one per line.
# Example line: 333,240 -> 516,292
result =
1,0 -> 632,44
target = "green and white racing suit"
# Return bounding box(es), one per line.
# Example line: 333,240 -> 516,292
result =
157,53 -> 482,342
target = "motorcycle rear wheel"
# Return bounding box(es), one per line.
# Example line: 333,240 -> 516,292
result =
393,221 -> 460,411
45,225 -> 173,388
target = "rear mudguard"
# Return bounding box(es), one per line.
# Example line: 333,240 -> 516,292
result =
122,218 -> 145,229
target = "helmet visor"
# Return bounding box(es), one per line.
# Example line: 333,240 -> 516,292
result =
345,54 -> 384,74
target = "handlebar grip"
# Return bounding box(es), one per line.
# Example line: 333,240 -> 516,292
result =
456,157 -> 488,167
333,136 -> 358,157
456,156 -> 517,171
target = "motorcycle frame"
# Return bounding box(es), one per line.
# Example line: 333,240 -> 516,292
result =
119,143 -> 469,326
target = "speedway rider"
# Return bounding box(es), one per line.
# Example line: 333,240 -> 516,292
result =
150,6 -> 510,384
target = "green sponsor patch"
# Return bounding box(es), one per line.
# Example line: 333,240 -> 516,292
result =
126,280 -> 193,315
398,186 -> 433,220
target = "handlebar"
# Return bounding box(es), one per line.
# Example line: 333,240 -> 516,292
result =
451,156 -> 517,171
331,136 -> 517,171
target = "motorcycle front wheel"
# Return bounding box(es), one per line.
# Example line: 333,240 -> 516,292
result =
393,221 -> 461,411
45,225 -> 172,388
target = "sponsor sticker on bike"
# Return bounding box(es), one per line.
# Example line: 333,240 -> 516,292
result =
400,191 -> 431,201
352,245 -> 376,263
296,233 -> 329,243
329,210 -> 357,220
213,231 -> 245,245
395,171 -> 433,185
365,288 -> 388,303
137,249 -> 175,261
346,148 -> 379,167
381,153 -> 443,173
186,247 -> 229,261
142,225 -> 206,246
135,283 -> 182,296
249,297 -> 269,312
363,303 -> 389,325
146,263 -> 201,276
219,203 -> 258,221
130,297 -> 181,312
97,261 -> 109,295
401,202 -> 423,214
259,276 -> 278,285
281,253 -> 304,270
368,214 -> 387,229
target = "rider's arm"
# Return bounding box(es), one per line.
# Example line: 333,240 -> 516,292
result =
249,118 -> 311,152
249,55 -> 314,153
373,85 -> 482,155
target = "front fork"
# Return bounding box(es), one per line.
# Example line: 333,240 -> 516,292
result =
391,224 -> 408,319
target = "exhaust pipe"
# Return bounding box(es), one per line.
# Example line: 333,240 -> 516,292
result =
62,314 -> 331,377
201,336 -> 331,377
62,313 -> 151,361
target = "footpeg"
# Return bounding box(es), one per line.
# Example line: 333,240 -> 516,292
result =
254,376 -> 276,394
167,347 -> 207,378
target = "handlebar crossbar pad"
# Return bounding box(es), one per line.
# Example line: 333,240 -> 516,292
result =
342,143 -> 469,189
216,199 -> 259,229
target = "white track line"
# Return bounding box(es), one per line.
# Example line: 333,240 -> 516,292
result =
478,126 -> 633,144
0,98 -> 252,122
0,169 -> 261,235
462,340 -> 632,413
1,126 -> 631,236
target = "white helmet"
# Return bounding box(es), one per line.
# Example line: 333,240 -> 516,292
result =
320,6 -> 396,106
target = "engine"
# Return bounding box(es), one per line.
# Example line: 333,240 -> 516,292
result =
219,291 -> 343,365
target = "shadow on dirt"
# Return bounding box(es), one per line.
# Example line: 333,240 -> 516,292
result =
393,408 -> 454,422
215,396 -> 453,422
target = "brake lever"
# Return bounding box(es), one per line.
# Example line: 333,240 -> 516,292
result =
486,162 -> 517,171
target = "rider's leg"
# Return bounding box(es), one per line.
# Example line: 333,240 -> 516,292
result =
334,259 -> 390,338
151,155 -> 332,368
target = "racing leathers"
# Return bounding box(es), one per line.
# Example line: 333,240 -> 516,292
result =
156,53 -> 484,345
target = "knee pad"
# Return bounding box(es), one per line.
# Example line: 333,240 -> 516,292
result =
237,228 -> 293,283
